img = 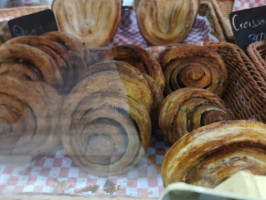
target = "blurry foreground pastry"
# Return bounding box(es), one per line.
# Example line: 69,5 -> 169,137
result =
0,76 -> 61,158
134,0 -> 199,45
52,0 -> 122,47
161,44 -> 228,96
60,60 -> 152,176
161,120 -> 266,188
159,88 -> 233,143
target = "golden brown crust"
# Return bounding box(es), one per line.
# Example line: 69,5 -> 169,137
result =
0,61 -> 42,81
103,45 -> 165,115
134,0 -> 199,45
159,88 -> 233,143
161,44 -> 228,96
60,61 -> 152,175
81,60 -> 153,113
42,31 -> 85,56
52,0 -> 122,47
0,43 -> 63,89
103,45 -> 165,91
161,120 -> 266,188
0,76 -> 61,158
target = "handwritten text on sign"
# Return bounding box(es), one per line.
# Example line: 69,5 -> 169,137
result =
8,9 -> 58,38
229,5 -> 266,52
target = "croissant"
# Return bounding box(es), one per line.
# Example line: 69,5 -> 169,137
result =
60,61 -> 152,175
159,88 -> 233,143
134,0 -> 199,45
52,0 -> 122,47
0,76 -> 61,158
161,120 -> 266,188
161,44 -> 228,96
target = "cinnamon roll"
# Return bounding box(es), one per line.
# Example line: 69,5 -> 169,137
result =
134,0 -> 199,45
161,120 -> 266,188
161,44 -> 228,96
0,76 -> 61,158
159,88 -> 233,143
52,0 -> 122,47
60,64 -> 152,175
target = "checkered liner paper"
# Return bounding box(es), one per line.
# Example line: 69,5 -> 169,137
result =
0,1 -> 265,198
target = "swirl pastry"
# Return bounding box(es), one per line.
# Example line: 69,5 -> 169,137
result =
0,43 -> 63,89
81,60 -> 153,113
103,45 -> 165,110
159,88 -> 233,143
0,61 -> 42,81
134,0 -> 199,45
52,0 -> 122,47
60,63 -> 152,175
6,34 -> 87,94
0,76 -> 61,158
42,31 -> 85,56
161,44 -> 228,96
161,120 -> 266,188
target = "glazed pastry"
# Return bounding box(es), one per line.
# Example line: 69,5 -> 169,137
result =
0,76 -> 61,158
0,43 -> 63,89
134,0 -> 199,45
52,0 -> 122,47
161,44 -> 228,96
103,45 -> 165,111
159,88 -> 233,143
161,120 -> 266,188
60,63 -> 152,175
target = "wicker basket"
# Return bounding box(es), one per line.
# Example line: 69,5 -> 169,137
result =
204,42 -> 266,123
0,5 -> 50,19
199,0 -> 226,41
247,41 -> 266,81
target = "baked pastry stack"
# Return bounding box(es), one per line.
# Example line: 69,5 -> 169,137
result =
52,0 -> 122,47
60,60 -> 152,176
134,0 -> 199,45
0,76 -> 61,158
161,44 -> 228,96
1,31 -> 87,94
103,45 -> 165,125
161,120 -> 266,188
159,88 -> 233,143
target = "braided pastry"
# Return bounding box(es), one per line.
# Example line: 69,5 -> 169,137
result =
161,44 -> 228,96
0,76 -> 61,158
161,120 -> 266,188
159,88 -> 233,143
52,0 -> 122,47
134,0 -> 199,45
60,61 -> 152,175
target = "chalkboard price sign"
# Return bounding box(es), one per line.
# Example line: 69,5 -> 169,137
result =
229,5 -> 266,52
8,9 -> 58,38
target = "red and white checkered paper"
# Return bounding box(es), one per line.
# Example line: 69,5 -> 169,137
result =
233,0 -> 266,11
0,3 -> 260,198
